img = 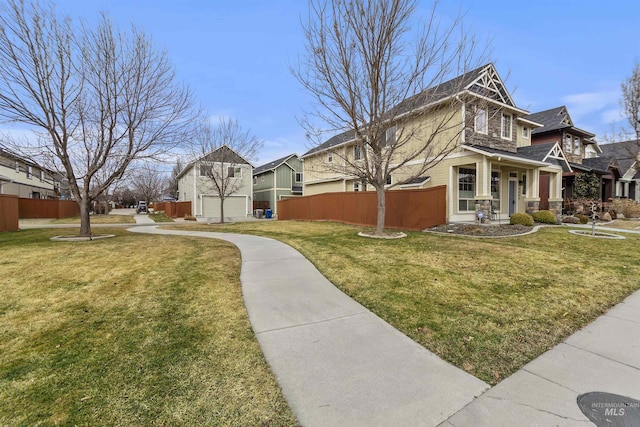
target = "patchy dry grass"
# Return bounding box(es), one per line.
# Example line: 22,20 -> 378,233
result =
148,212 -> 175,222
167,220 -> 640,385
50,214 -> 135,224
603,219 -> 640,230
0,228 -> 296,426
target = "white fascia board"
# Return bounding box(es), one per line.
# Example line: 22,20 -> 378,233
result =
516,117 -> 544,128
462,145 -> 550,167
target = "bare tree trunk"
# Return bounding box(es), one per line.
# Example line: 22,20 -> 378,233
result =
79,197 -> 91,236
375,186 -> 386,235
220,198 -> 225,224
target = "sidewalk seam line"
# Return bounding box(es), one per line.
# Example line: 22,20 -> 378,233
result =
563,342 -> 640,373
255,310 -> 371,335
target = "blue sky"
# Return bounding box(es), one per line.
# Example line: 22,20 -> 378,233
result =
52,0 -> 640,165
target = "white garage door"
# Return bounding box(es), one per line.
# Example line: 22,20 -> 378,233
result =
202,195 -> 247,219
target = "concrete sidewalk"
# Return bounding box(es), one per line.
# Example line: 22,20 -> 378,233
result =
128,225 -> 488,426
128,225 -> 640,426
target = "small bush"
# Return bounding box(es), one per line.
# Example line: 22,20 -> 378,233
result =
184,214 -> 197,221
510,213 -> 534,226
532,210 -> 558,224
575,214 -> 589,224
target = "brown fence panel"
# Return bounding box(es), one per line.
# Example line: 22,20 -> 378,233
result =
277,186 -> 446,231
153,201 -> 191,218
18,198 -> 80,219
0,194 -> 19,232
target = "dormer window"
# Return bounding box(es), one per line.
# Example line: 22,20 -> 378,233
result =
522,127 -> 529,138
573,137 -> 581,155
327,152 -> 333,163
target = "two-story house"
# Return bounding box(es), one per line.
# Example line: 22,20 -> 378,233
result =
252,153 -> 303,217
301,64 -> 571,223
601,140 -> 640,202
524,106 -> 619,208
0,144 -> 58,199
177,145 -> 253,221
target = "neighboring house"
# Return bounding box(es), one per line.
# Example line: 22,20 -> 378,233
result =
252,153 -> 303,216
177,145 -> 254,221
524,106 -> 619,208
601,140 -> 640,202
301,63 -> 571,223
0,144 -> 58,199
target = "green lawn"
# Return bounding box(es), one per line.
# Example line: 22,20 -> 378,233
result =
167,220 -> 640,385
0,228 -> 296,426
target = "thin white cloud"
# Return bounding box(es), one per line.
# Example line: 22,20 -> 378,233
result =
561,90 -> 620,122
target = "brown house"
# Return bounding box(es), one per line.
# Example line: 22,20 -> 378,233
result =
523,106 -> 619,210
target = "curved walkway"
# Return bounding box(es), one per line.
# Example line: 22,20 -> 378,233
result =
128,225 -> 489,426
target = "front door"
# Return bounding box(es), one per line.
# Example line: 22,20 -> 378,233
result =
508,180 -> 517,215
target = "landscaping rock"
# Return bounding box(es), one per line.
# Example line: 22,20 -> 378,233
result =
609,209 -> 617,219
602,212 -> 612,222
563,216 -> 580,224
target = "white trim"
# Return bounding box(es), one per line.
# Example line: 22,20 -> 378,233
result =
516,117 -> 543,128
501,113 -> 512,140
461,145 -> 549,167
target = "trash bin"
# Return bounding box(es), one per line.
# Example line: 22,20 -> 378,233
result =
255,209 -> 264,219
265,209 -> 272,219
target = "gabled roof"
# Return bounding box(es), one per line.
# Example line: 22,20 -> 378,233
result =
253,153 -> 298,176
463,142 -> 572,171
176,145 -> 253,179
301,63 -> 521,158
525,106 -> 595,138
581,156 -> 620,175
600,140 -> 640,177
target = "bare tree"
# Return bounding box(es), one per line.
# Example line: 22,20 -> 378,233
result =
294,0 -> 487,234
0,0 -> 195,236
167,158 -> 184,200
621,62 -> 640,145
192,118 -> 262,223
131,163 -> 166,205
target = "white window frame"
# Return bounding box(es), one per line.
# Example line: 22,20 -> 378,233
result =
574,136 -> 581,155
295,172 -> 303,182
564,134 -> 573,154
458,167 -> 476,212
228,166 -> 242,178
382,126 -> 397,147
501,114 -> 512,140
27,165 -> 32,179
40,170 -> 45,181
15,161 -> 19,173
522,126 -> 529,138
253,176 -> 257,185
354,145 -> 362,161
385,174 -> 392,186
474,106 -> 488,134
353,181 -> 360,192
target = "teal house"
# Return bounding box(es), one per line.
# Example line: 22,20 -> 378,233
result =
253,154 -> 303,217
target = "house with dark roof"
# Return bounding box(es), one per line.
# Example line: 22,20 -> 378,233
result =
252,154 -> 303,216
176,145 -> 254,221
0,143 -> 59,199
523,106 -> 619,208
601,140 -> 640,201
300,64 -> 570,222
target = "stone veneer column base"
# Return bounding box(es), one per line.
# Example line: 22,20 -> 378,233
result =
475,199 -> 492,224
548,200 -> 563,214
526,200 -> 540,215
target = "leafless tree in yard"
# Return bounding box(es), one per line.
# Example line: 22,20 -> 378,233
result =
131,163 -> 166,206
621,62 -> 640,146
293,0 -> 489,235
192,117 -> 262,223
0,0 -> 196,236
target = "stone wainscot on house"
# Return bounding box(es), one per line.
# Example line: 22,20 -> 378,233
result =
177,145 -> 254,221
0,143 -> 58,199
301,63 -> 572,223
252,153 -> 303,217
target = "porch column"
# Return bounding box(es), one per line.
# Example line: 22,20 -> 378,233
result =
624,181 -> 630,198
474,158 -> 493,223
548,169 -> 564,214
525,169 -> 541,214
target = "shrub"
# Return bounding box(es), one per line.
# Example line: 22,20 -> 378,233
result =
184,214 -> 197,221
575,214 -> 589,224
510,213 -> 534,226
532,210 -> 558,224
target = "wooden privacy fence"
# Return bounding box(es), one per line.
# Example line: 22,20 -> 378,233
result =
0,194 -> 19,232
278,185 -> 447,231
18,198 -> 79,219
152,201 -> 192,218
